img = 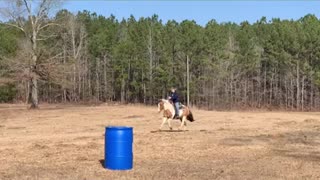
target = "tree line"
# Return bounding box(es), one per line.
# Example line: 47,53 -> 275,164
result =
1,1 -> 320,110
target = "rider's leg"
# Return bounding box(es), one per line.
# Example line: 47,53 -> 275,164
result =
174,102 -> 179,116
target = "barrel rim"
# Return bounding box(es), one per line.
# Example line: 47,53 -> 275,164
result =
106,126 -> 133,130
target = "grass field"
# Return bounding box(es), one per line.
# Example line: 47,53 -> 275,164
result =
1,103 -> 320,179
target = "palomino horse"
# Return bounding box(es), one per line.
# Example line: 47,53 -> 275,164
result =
157,99 -> 195,131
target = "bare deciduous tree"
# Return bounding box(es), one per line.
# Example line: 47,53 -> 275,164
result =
0,0 -> 62,108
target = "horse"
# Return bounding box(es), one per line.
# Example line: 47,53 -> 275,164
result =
157,99 -> 195,131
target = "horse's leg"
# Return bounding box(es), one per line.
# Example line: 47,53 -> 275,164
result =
159,117 -> 167,131
179,116 -> 187,131
167,118 -> 172,130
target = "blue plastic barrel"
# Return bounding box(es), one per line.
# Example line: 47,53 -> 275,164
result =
104,126 -> 133,170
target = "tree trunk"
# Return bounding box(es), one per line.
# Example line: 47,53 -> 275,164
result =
310,76 -> 314,109
143,82 -> 146,104
285,77 -> 288,109
187,55 -> 190,106
78,59 -> 81,100
63,41 -> 67,102
269,72 -> 274,105
263,63 -> 267,105
301,75 -> 305,111
30,30 -> 39,109
212,79 -> 215,109
148,28 -> 153,83
296,60 -> 300,110
88,57 -> 92,100
26,80 -> 30,104
96,58 -> 100,102
148,28 -> 153,104
103,55 -> 108,101
291,78 -> 294,110
30,76 -> 38,108
121,78 -> 125,103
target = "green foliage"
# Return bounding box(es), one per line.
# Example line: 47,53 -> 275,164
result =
0,25 -> 18,56
0,25 -> 19,103
0,83 -> 17,103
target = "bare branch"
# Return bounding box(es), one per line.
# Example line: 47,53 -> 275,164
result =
22,0 -> 31,14
36,34 -> 58,41
75,26 -> 87,59
36,0 -> 48,20
37,22 -> 60,32
22,0 -> 36,29
2,22 -> 25,32
35,0 -> 49,29
0,5 -> 26,33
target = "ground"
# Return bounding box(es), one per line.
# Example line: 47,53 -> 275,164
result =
1,104 -> 320,180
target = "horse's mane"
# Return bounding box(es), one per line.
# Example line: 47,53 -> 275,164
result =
159,99 -> 175,118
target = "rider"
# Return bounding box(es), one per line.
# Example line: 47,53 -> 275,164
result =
168,87 -> 180,118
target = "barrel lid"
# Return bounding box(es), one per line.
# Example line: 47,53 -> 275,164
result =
106,126 -> 133,130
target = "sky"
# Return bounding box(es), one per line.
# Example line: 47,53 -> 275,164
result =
62,1 -> 320,26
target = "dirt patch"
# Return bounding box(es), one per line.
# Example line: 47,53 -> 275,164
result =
30,143 -> 50,150
304,118 -> 320,123
150,129 -> 187,133
275,120 -> 298,126
220,137 -> 253,146
6,126 -> 26,130
124,115 -> 145,119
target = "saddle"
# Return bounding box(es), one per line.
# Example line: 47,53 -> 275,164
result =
168,100 -> 184,109
168,100 -> 184,120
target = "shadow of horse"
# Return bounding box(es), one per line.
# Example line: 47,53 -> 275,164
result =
150,130 -> 189,133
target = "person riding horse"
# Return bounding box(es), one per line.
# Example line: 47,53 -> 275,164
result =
168,87 -> 180,119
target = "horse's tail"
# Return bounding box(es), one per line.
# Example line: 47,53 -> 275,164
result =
187,110 -> 195,122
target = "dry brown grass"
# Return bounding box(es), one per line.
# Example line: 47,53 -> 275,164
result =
1,103 -> 320,179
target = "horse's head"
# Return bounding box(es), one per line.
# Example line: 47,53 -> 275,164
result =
157,99 -> 165,113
